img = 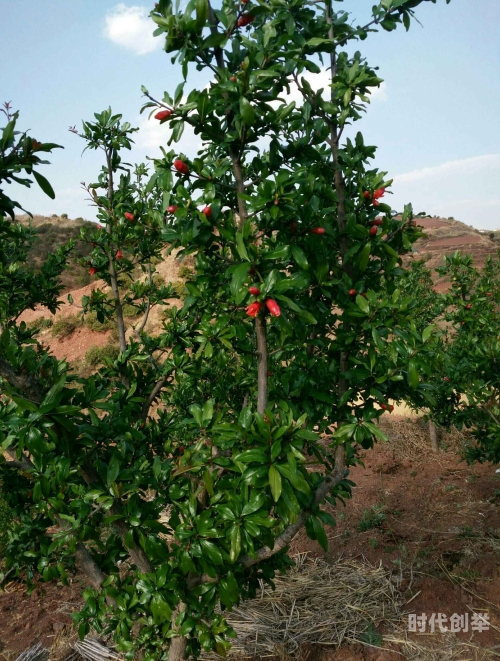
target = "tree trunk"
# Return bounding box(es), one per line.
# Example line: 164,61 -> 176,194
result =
429,420 -> 439,452
255,315 -> 268,414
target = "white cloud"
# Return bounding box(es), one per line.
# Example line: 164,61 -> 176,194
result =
390,154 -> 500,230
393,154 -> 500,185
271,70 -> 387,108
132,113 -> 203,159
103,4 -> 161,55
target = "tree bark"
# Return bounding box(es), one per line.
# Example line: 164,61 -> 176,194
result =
105,149 -> 128,354
429,420 -> 439,452
0,358 -> 45,404
255,315 -> 268,415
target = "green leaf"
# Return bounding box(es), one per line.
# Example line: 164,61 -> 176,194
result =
33,171 -> 56,199
150,594 -> 172,625
202,399 -> 214,425
356,294 -> 369,313
230,263 -> 251,296
358,242 -> 371,271
229,525 -> 241,563
200,539 -> 223,565
239,97 -> 255,126
268,465 -> 282,502
291,246 -> 309,270
422,324 -> 434,343
362,421 -> 389,441
219,572 -> 239,608
408,360 -> 419,389
235,233 -> 250,261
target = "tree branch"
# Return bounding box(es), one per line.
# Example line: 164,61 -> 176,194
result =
255,314 -> 268,415
239,445 -> 346,567
0,358 -> 45,404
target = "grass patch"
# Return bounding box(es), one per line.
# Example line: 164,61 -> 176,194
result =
51,314 -> 82,339
0,484 -> 12,556
27,316 -> 53,332
85,343 -> 120,367
357,504 -> 387,532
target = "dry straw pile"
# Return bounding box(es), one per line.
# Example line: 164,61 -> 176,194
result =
202,554 -> 402,660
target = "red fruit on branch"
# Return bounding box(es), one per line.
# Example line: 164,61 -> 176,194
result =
348,288 -> 357,297
115,250 -> 124,260
246,301 -> 263,318
167,205 -> 178,214
363,191 -> 371,200
486,292 -> 492,296
369,226 -> 378,236
249,267 -> 256,275
242,0 -> 249,3
155,109 -> 172,120
237,14 -> 254,27
230,76 -> 237,82
248,286 -> 261,296
265,299 -> 281,317
89,267 -> 97,276
310,227 -> 325,235
389,405 -> 394,413
369,218 -> 383,227
466,303 -> 471,309
178,445 -> 184,455
380,403 -> 388,410
290,221 -> 297,233
174,159 -> 189,175
202,206 -> 212,218
124,212 -> 135,221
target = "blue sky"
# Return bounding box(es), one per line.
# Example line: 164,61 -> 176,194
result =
1,0 -> 499,228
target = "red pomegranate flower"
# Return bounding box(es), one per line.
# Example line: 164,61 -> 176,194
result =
174,159 -> 189,175
124,212 -> 135,221
89,267 -> 97,276
115,250 -> 124,260
246,301 -> 263,318
248,286 -> 261,296
310,227 -> 325,235
265,299 -> 281,317
167,205 -> 178,214
155,109 -> 172,120
238,14 -> 254,27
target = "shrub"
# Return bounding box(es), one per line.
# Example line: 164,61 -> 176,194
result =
122,303 -> 140,318
51,314 -> 81,338
178,264 -> 195,280
0,484 -> 12,556
357,505 -> 387,532
85,343 -> 120,367
83,311 -> 114,333
27,316 -> 53,332
61,213 -> 68,219
172,281 -> 187,299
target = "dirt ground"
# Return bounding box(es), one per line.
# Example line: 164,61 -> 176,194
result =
1,417 -> 499,660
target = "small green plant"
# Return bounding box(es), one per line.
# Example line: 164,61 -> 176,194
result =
172,281 -> 187,299
178,264 -> 195,280
51,314 -> 82,338
368,538 -> 378,549
0,483 -> 12,556
85,343 -> 120,367
122,303 -> 140,318
444,483 -> 457,493
358,621 -> 383,647
83,311 -> 114,332
27,316 -> 53,332
357,504 -> 387,532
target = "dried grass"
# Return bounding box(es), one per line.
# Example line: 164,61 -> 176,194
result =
384,627 -> 500,660
202,554 -> 402,660
379,417 -> 474,463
